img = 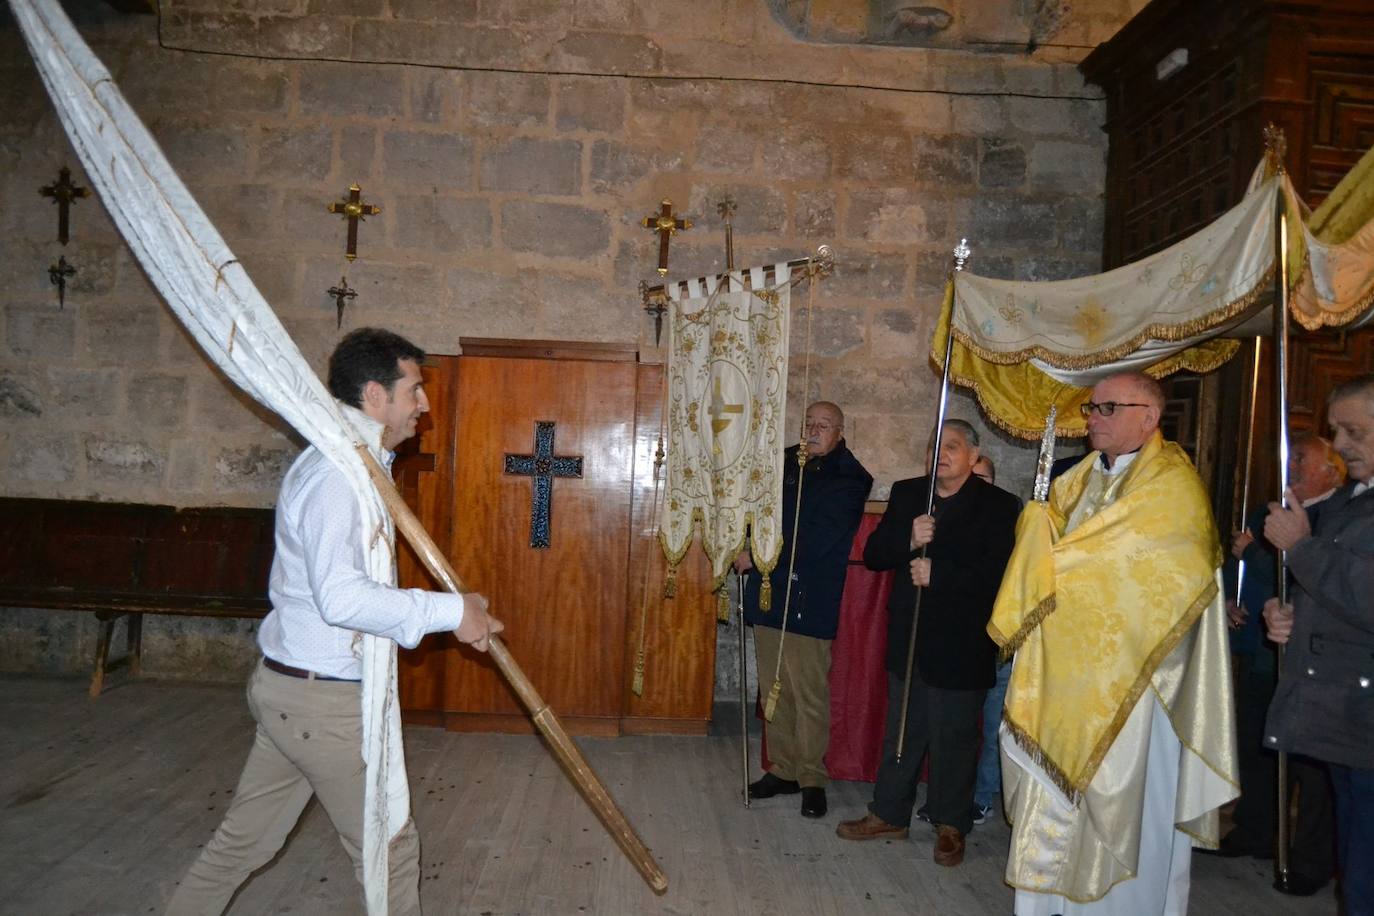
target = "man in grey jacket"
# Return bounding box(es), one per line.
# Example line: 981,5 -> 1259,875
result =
1263,373 -> 1374,916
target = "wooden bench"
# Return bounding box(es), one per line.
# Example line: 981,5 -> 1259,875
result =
0,498 -> 274,697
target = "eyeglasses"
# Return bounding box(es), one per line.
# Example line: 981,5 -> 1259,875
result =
804,420 -> 836,432
1080,401 -> 1149,417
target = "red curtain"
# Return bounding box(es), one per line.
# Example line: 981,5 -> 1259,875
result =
824,513 -> 892,782
759,512 -> 893,783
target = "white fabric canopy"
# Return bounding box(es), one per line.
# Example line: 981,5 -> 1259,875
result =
10,1 -> 406,911
950,163 -> 1374,389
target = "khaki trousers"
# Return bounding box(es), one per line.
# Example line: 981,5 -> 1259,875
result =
165,660 -> 421,915
754,626 -> 832,788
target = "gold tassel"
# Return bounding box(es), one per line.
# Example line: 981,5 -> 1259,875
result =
759,577 -> 772,612
717,585 -> 730,622
663,567 -> 677,598
763,678 -> 782,722
631,647 -> 645,697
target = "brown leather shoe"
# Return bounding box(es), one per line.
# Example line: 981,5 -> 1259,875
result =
836,812 -> 909,841
934,824 -> 965,866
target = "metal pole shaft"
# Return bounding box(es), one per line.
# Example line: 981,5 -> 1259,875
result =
737,569 -> 751,806
895,241 -> 968,763
1235,336 -> 1264,605
1272,185 -> 1293,892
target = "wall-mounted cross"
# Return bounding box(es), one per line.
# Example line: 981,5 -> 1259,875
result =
49,255 -> 76,309
642,199 -> 692,276
327,183 -> 380,261
40,166 -> 90,246
504,421 -> 584,549
328,276 -> 357,329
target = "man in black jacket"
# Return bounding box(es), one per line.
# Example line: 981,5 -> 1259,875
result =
836,418 -> 1019,867
737,401 -> 872,819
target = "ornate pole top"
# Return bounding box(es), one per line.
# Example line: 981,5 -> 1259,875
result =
1263,123 -> 1288,173
1032,406 -> 1058,502
952,238 -> 972,272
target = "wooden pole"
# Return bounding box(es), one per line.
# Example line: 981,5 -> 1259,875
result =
356,446 -> 670,896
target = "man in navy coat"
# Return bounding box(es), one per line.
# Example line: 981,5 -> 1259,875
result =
737,400 -> 872,819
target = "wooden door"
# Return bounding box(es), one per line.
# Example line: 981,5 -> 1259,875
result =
398,342 -> 717,735
443,344 -> 637,733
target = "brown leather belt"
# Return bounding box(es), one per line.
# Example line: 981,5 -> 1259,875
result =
263,656 -> 359,682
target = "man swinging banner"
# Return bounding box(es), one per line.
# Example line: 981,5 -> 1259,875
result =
659,265 -> 791,605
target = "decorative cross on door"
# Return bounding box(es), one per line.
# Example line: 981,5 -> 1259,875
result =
504,421 -> 584,548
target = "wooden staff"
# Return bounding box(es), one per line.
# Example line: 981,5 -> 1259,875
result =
357,446 -> 670,896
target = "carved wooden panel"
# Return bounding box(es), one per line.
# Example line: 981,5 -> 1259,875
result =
1083,0 -> 1374,531
397,343 -> 716,735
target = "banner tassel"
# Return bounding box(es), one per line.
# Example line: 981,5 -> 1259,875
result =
631,647 -> 645,697
763,679 -> 782,722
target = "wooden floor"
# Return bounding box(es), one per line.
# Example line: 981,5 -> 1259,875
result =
0,675 -> 1337,916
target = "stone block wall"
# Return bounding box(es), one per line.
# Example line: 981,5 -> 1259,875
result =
0,0 -> 1135,678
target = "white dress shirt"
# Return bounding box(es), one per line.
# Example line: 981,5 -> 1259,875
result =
258,406 -> 467,679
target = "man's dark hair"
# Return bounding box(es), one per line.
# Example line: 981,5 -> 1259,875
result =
327,327 -> 426,407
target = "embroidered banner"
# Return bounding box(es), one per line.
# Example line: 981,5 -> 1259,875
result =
660,265 -> 791,589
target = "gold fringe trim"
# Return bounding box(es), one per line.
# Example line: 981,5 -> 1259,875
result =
663,565 -> 677,598
1003,715 -> 1081,804
717,585 -> 730,622
1292,279 -> 1374,332
759,577 -> 772,612
763,678 -> 782,722
946,367 -> 1080,440
996,594 -> 1056,663
950,264 -> 1273,371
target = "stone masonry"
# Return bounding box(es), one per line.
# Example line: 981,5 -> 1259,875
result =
0,0 -> 1139,678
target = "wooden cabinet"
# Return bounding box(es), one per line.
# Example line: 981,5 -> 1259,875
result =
1080,0 -> 1374,529
395,340 -> 717,735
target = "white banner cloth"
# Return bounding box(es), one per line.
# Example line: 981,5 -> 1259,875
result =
660,265 -> 791,585
10,1 -> 406,911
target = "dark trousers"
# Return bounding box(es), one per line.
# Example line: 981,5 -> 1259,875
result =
1231,654 -> 1335,879
869,669 -> 984,835
1331,764 -> 1374,916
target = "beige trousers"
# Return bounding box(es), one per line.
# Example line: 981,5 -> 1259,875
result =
165,660 -> 421,915
754,626 -> 833,788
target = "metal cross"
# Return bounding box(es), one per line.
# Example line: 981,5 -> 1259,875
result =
503,421 -> 584,549
642,199 -> 692,276
327,277 -> 357,329
717,196 -> 737,271
48,255 -> 77,309
40,166 -> 90,246
327,184 -> 381,261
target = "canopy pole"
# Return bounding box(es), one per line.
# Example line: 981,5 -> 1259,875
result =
1234,335 -> 1264,604
896,238 -> 970,763
356,447 -> 669,896
737,569 -> 751,807
1271,182 -> 1295,894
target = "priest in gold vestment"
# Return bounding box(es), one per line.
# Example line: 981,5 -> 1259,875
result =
989,371 -> 1238,915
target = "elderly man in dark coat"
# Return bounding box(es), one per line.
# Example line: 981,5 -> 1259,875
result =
1263,373 -> 1374,916
737,400 -> 872,820
836,418 -> 1019,867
